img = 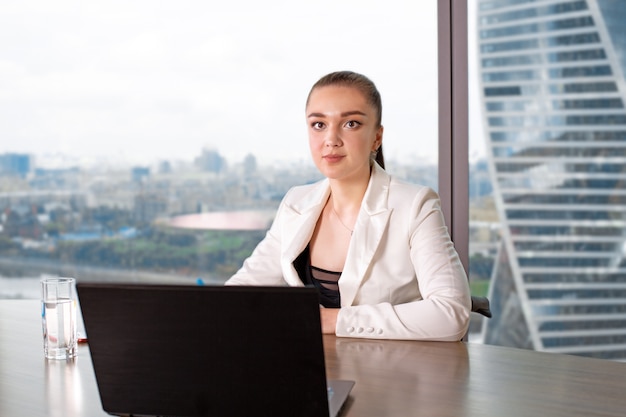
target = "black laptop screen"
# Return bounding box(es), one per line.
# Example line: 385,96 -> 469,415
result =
77,284 -> 330,417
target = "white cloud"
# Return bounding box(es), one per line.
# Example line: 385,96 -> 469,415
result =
0,0 -> 439,168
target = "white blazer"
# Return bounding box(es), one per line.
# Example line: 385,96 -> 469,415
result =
226,163 -> 471,341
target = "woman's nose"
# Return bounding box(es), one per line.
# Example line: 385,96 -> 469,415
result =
324,127 -> 342,147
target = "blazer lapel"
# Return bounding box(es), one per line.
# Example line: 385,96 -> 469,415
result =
340,164 -> 393,306
280,180 -> 331,285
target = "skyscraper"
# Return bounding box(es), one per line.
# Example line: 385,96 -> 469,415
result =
476,0 -> 626,360
0,153 -> 31,178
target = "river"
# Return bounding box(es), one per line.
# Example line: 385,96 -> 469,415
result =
0,257 -> 227,299
0,276 -> 42,299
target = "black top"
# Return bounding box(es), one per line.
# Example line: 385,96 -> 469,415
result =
294,245 -> 341,308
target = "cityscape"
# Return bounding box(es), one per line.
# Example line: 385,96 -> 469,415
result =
2,148 -> 492,297
0,149 -> 335,285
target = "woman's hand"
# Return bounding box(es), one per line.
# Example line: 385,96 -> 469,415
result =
320,307 -> 340,334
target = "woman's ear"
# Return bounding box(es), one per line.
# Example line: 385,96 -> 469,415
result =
373,126 -> 384,151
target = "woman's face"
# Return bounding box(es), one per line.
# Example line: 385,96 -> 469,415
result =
306,85 -> 383,182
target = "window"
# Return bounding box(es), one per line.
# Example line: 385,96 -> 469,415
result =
469,0 -> 626,360
0,2 -> 440,298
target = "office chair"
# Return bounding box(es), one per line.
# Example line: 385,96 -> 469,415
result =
470,296 -> 492,318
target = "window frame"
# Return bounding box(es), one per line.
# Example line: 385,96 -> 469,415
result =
438,0 -> 469,274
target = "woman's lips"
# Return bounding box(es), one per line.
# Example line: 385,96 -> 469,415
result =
323,154 -> 344,162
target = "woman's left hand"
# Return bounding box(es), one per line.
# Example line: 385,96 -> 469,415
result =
320,307 -> 340,334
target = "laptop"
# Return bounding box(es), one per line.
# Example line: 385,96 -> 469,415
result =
77,283 -> 354,417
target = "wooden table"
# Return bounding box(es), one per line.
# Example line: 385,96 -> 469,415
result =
2,300 -> 626,417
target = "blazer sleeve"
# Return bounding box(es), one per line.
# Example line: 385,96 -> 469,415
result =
224,201 -> 286,286
336,186 -> 471,341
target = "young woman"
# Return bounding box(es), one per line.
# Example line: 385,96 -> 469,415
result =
226,71 -> 471,341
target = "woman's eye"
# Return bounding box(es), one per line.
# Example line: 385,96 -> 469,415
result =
311,121 -> 325,130
345,120 -> 361,128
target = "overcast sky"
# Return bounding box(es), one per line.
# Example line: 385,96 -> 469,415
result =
1,1 -> 483,170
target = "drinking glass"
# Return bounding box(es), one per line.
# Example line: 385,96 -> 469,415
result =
41,277 -> 78,360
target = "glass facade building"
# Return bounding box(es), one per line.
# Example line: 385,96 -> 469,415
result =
477,0 -> 626,360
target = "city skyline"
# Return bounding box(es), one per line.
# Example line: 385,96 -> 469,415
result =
0,144 -> 449,176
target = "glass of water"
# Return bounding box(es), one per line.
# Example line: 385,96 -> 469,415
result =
41,277 -> 77,360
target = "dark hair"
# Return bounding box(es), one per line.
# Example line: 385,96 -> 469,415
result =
306,71 -> 385,169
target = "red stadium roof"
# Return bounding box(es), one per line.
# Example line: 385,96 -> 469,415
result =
161,210 -> 276,231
